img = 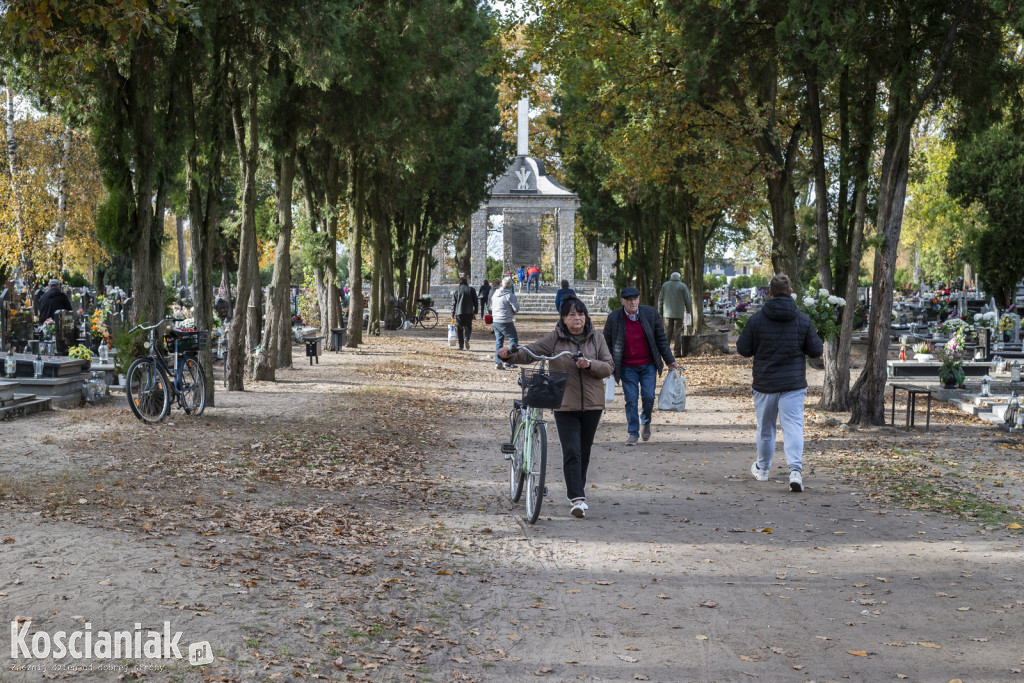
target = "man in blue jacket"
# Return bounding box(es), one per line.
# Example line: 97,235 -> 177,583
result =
736,274 -> 823,492
603,286 -> 678,444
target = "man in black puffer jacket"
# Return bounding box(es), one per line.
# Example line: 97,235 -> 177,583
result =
736,274 -> 822,493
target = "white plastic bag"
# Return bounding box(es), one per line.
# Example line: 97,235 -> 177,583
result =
447,323 -> 458,347
657,369 -> 686,411
604,376 -> 615,402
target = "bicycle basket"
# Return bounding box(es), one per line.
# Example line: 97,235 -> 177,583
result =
172,330 -> 209,352
520,368 -> 568,409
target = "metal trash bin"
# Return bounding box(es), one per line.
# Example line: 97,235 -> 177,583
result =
303,336 -> 323,365
330,328 -> 345,352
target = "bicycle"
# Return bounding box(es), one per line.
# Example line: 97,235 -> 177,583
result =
500,346 -> 577,524
406,296 -> 439,329
125,318 -> 208,424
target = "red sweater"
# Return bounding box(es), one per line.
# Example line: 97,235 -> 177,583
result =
622,316 -> 653,366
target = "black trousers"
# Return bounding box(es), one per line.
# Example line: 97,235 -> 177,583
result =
456,314 -> 474,348
553,409 -> 603,502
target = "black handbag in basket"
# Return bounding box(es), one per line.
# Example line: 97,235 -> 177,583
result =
522,369 -> 568,409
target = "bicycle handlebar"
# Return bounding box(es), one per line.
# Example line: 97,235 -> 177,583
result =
128,317 -> 183,334
509,345 -> 585,363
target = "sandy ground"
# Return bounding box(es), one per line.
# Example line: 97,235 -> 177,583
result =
1,315 -> 1022,682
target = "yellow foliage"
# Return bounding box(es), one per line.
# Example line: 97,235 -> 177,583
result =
0,110 -> 108,281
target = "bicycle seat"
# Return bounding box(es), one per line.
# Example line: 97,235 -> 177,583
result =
167,327 -> 193,337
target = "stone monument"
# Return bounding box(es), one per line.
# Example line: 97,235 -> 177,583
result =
430,95 -> 616,311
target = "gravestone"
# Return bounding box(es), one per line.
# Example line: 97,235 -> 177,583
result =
55,311 -> 76,355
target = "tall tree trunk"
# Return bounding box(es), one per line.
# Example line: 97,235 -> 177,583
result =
227,69 -> 259,391
849,108 -> 913,424
345,154 -> 364,347
254,122 -> 296,379
848,8 -> 963,425
183,40 -> 225,408
320,156 -> 341,348
176,215 -> 188,291
805,66 -> 842,407
749,62 -> 804,283
128,51 -> 166,326
819,79 -> 876,412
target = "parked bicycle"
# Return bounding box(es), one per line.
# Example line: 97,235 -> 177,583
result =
407,296 -> 439,329
501,346 -> 576,523
125,318 -> 207,424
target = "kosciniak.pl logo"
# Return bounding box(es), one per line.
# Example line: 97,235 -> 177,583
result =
10,620 -> 213,666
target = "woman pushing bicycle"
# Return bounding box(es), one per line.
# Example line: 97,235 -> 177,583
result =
499,297 -> 614,519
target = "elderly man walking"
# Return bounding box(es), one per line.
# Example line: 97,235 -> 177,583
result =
658,271 -> 693,358
603,286 -> 678,445
735,274 -> 822,492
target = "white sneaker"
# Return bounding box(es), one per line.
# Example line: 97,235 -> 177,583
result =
750,461 -> 769,482
789,471 -> 804,492
570,501 -> 586,518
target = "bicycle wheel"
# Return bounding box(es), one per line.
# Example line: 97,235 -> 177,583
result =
126,357 -> 169,424
524,422 -> 547,524
418,308 -> 438,329
388,308 -> 406,330
178,356 -> 207,416
508,409 -> 526,502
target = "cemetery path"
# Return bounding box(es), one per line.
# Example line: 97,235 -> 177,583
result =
1,316 -> 1022,682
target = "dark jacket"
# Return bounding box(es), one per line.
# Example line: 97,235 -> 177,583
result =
37,287 -> 73,322
452,284 -> 478,316
602,305 -> 675,382
506,319 -> 614,411
478,281 -> 492,307
735,295 -> 823,394
554,286 -> 576,313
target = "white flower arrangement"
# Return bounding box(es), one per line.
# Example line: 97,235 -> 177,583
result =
973,311 -> 999,328
799,286 -> 846,341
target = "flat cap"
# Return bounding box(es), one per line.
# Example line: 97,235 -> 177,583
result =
620,286 -> 640,299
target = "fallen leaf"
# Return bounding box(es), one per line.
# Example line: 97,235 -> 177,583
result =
1007,523 -> 1022,530
847,650 -> 868,657
695,635 -> 708,641
617,654 -> 638,663
918,642 -> 941,649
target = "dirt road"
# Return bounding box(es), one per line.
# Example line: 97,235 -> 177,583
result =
1,317 -> 1022,682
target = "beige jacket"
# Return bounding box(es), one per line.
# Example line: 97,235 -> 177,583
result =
506,321 -> 614,411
